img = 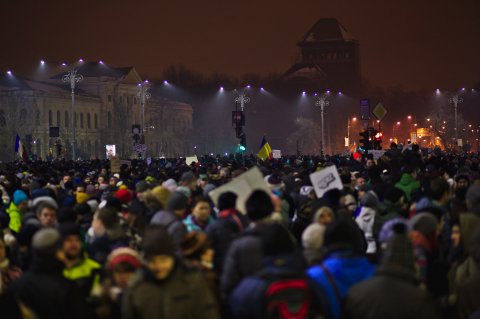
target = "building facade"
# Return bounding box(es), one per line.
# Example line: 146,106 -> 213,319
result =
0,62 -> 192,161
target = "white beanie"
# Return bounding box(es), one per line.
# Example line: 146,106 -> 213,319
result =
302,223 -> 326,251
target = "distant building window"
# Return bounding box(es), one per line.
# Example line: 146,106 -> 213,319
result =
87,113 -> 91,129
0,110 -> 5,127
108,95 -> 112,102
48,110 -> 52,126
80,113 -> 84,128
94,114 -> 98,129
56,110 -> 61,127
65,111 -> 69,128
108,111 -> 112,128
20,109 -> 27,126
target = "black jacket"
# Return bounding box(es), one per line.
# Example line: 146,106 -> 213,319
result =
10,255 -> 92,319
344,267 -> 440,319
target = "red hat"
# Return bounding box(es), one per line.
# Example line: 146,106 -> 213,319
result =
114,189 -> 133,204
107,247 -> 142,271
353,152 -> 362,160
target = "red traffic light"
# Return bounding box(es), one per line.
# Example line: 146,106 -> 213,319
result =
375,132 -> 383,139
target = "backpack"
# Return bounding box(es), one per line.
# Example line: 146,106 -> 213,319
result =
263,276 -> 316,319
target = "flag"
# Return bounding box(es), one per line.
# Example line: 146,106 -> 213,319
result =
257,136 -> 273,161
14,134 -> 20,153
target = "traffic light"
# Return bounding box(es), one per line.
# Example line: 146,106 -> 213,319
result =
239,132 -> 246,152
359,130 -> 370,151
373,131 -> 383,150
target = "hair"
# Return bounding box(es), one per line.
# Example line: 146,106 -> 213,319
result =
35,202 -> 57,216
144,191 -> 163,211
96,206 -> 119,230
313,206 -> 334,223
192,196 -> 210,209
429,177 -> 450,201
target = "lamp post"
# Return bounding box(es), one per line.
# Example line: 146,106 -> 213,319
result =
449,94 -> 463,143
347,117 -> 357,149
234,89 -> 250,111
233,89 -> 250,152
137,81 -> 151,134
63,68 -> 83,160
315,94 -> 330,156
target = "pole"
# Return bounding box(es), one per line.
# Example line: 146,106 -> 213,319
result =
347,118 -> 350,147
454,100 -> 458,142
321,103 -> 325,156
71,87 -> 76,160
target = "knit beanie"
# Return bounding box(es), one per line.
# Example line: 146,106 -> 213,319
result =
115,189 -> 133,204
360,191 -> 380,209
143,226 -> 174,259
151,186 -> 172,209
107,247 -> 142,271
246,190 -> 273,221
378,217 -> 410,244
323,217 -> 364,253
302,223 -> 326,251
58,222 -> 82,240
13,190 -> 28,206
76,192 -> 90,205
380,223 -> 417,274
180,171 -> 196,184
409,212 -> 438,236
218,191 -> 237,211
85,185 -> 96,196
32,228 -> 62,257
32,196 -> 58,210
162,179 -> 177,192
166,192 -> 189,212
135,181 -> 151,193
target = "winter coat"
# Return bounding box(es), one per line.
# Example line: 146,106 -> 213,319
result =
395,173 -> 420,201
6,202 -> 22,233
344,267 -> 440,319
206,209 -> 250,273
150,210 -> 187,256
457,270 -> 480,319
10,255 -> 93,319
183,214 -> 214,233
220,226 -> 264,299
63,254 -> 102,299
122,264 -> 220,319
307,250 -> 375,319
86,227 -> 130,265
355,207 -> 377,254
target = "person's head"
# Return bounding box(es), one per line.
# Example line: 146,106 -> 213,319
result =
451,220 -> 461,248
143,226 -> 175,280
365,159 -> 375,169
466,184 -> 480,212
107,248 -> 142,289
246,190 -> 273,222
59,223 -> 83,261
217,191 -> 237,211
302,223 -> 326,252
62,175 -> 72,185
191,197 -> 211,223
92,206 -> 119,236
75,183 -> 86,194
455,175 -> 470,190
32,228 -> 65,264
36,202 -> 57,228
260,222 -> 296,257
135,181 -> 151,201
198,174 -> 209,189
181,231 -> 213,265
166,192 -> 189,218
13,189 -> 29,213
429,177 -> 450,204
97,176 -> 105,185
180,171 -> 197,190
323,217 -> 366,254
313,206 -> 335,226
355,177 -> 366,188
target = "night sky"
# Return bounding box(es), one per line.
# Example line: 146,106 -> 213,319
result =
2,0 -> 480,90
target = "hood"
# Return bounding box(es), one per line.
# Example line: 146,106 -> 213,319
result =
150,209 -> 178,226
323,254 -> 375,289
459,213 -> 480,253
398,173 -> 416,186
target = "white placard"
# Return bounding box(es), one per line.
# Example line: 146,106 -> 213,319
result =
309,165 -> 343,198
368,150 -> 385,161
186,155 -> 199,165
272,150 -> 282,159
106,145 -> 116,158
208,166 -> 270,214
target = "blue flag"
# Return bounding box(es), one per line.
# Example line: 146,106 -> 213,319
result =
14,134 -> 20,153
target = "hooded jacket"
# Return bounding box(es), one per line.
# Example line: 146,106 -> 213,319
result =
122,264 -> 220,319
395,173 -> 420,201
307,250 -> 375,319
6,202 -> 22,233
356,207 -> 377,254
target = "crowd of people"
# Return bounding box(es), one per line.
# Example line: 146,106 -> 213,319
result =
0,143 -> 480,319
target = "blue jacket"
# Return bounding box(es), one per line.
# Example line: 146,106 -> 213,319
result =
307,251 -> 375,319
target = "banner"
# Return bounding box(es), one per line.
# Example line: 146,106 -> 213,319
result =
185,155 -> 199,165
309,165 -> 343,198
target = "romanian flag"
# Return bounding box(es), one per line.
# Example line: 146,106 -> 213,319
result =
14,134 -> 28,162
257,136 -> 273,161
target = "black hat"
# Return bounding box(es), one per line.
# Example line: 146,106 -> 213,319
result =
260,223 -> 296,256
218,192 -> 237,211
58,222 -> 82,240
143,226 -> 174,259
323,217 -> 365,254
166,192 -> 189,211
180,171 -> 196,183
135,181 -> 151,193
246,190 -> 273,221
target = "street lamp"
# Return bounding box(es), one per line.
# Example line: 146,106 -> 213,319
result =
137,81 -> 151,134
234,89 -> 250,111
315,94 -> 330,156
63,67 -> 83,160
392,121 -> 400,142
449,94 -> 463,143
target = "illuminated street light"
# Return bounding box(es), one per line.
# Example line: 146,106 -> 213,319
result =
449,94 -> 463,142
315,94 -> 330,156
63,67 -> 84,160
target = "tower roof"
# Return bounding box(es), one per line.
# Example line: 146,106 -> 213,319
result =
299,18 -> 357,44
